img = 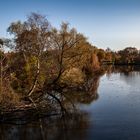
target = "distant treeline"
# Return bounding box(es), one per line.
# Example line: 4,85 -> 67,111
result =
97,47 -> 140,65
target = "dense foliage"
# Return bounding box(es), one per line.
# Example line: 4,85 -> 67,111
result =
0,13 -> 100,117
0,13 -> 140,120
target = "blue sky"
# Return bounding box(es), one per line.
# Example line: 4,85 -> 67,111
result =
1,0 -> 140,50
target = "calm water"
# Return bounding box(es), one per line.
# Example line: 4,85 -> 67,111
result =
1,66 -> 140,140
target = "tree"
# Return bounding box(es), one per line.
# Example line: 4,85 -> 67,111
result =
1,13 -> 101,118
97,49 -> 105,62
7,13 -> 51,96
46,23 -> 86,85
0,38 -> 9,94
0,39 -> 19,109
118,47 -> 138,64
0,39 -> 4,94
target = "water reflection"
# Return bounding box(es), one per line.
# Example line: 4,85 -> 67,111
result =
66,75 -> 101,105
0,114 -> 90,140
1,66 -> 140,140
0,71 -> 103,140
106,65 -> 140,75
106,66 -> 140,87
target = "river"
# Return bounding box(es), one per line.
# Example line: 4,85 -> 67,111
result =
1,66 -> 140,140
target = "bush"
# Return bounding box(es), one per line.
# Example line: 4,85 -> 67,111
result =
0,81 -> 20,110
60,68 -> 85,87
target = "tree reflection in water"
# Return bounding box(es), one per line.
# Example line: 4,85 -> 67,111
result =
0,72 -> 103,140
105,65 -> 140,86
0,114 -> 89,140
106,65 -> 140,76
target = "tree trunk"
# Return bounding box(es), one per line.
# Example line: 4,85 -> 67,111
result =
28,58 -> 40,96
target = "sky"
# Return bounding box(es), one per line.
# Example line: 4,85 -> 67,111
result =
0,0 -> 140,50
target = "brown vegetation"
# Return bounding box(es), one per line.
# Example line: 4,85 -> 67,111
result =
0,13 -> 101,122
1,13 -> 140,122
